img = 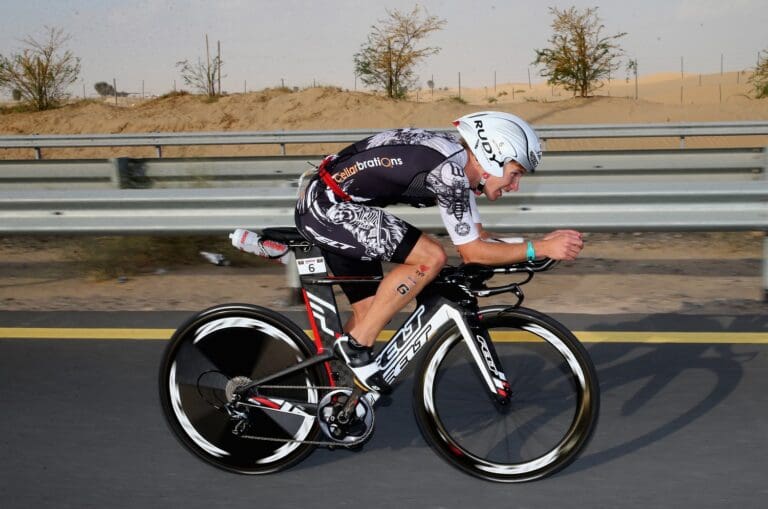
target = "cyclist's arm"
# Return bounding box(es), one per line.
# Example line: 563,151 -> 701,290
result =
457,237 -> 531,264
427,160 -> 482,245
457,229 -> 584,264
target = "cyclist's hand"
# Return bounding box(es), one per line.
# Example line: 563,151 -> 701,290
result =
543,229 -> 582,241
539,230 -> 583,260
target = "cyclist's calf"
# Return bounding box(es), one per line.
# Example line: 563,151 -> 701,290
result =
347,235 -> 446,347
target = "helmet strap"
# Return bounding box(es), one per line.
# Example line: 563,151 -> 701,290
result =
474,172 -> 490,195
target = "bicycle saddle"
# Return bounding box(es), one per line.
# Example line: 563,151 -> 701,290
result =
261,227 -> 310,245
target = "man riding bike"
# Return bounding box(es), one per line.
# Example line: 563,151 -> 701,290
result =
295,111 -> 583,391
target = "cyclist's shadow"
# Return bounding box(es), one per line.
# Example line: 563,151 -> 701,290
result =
301,313 -> 761,474
562,312 -> 761,476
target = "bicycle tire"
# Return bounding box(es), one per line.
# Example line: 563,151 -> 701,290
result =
158,304 -> 330,474
413,306 -> 599,482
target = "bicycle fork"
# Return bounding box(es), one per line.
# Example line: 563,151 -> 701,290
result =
425,301 -> 512,403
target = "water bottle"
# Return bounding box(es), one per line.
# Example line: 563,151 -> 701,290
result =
229,228 -> 290,263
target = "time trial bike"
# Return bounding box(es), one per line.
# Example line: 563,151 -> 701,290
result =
158,227 -> 599,483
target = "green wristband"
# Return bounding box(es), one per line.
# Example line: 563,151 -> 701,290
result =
526,241 -> 536,262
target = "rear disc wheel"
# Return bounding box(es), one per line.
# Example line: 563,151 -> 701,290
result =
159,304 -> 330,474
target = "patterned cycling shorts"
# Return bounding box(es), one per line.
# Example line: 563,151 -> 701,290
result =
295,181 -> 422,302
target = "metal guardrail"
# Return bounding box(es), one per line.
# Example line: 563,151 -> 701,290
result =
1,147 -> 765,233
1,181 -> 765,233
2,121 -> 768,158
2,148 -> 765,189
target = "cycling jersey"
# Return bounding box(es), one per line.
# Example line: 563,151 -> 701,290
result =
296,128 -> 482,253
295,128 -> 483,304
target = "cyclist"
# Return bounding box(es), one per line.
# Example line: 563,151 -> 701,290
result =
295,111 -> 583,391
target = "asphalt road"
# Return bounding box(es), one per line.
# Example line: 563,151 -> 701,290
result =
0,311 -> 766,509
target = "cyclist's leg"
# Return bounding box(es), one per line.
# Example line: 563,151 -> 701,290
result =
348,235 -> 445,346
297,198 -> 446,347
325,234 -> 446,346
323,252 -> 381,332
345,296 -> 373,332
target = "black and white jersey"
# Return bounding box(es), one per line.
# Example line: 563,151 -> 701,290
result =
319,128 -> 482,245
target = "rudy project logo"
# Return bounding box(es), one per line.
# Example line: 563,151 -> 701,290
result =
332,156 -> 404,183
472,119 -> 509,167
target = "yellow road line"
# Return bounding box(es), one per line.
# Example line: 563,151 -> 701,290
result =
0,327 -> 766,344
0,327 -> 173,340
490,330 -> 768,344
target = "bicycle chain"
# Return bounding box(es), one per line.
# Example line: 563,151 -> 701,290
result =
247,384 -> 347,391
234,384 -> 370,449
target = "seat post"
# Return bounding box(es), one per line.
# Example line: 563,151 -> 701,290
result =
293,244 -> 345,352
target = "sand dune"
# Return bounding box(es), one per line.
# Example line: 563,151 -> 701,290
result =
1,71 -> 766,159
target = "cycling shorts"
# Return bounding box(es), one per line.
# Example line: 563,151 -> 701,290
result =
295,179 -> 422,303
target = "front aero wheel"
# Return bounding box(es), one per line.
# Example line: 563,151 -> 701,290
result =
159,304 -> 330,474
414,306 -> 599,482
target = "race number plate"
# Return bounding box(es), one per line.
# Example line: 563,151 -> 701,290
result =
296,257 -> 326,275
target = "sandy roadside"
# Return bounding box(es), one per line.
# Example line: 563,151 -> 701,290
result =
1,232 -> 764,316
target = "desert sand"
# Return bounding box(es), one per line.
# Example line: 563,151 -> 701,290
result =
0,72 -> 766,315
1,71 -> 768,161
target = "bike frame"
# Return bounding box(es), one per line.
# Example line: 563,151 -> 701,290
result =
241,241 -> 512,405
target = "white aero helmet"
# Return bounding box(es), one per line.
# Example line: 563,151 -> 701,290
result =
453,111 -> 542,177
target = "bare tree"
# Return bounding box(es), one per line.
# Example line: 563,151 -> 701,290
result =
354,5 -> 446,99
533,7 -> 626,98
627,58 -> 639,99
176,35 -> 224,97
0,26 -> 81,110
749,49 -> 768,98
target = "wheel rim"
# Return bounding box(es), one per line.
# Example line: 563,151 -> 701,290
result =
165,317 -> 319,470
421,320 -> 593,478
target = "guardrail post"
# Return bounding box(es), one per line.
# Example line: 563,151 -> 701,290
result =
34,147 -> 42,160
111,157 -> 151,189
680,136 -> 686,149
109,158 -> 122,188
763,147 -> 768,301
763,233 -> 768,302
284,252 -> 303,305
156,145 -> 163,158
280,143 -> 286,156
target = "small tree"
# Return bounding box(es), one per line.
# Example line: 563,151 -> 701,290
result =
176,35 -> 224,98
749,50 -> 768,98
627,58 -> 638,99
354,6 -> 446,99
533,7 -> 626,97
0,26 -> 81,110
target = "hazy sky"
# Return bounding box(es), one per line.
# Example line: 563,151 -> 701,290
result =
1,0 -> 766,97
